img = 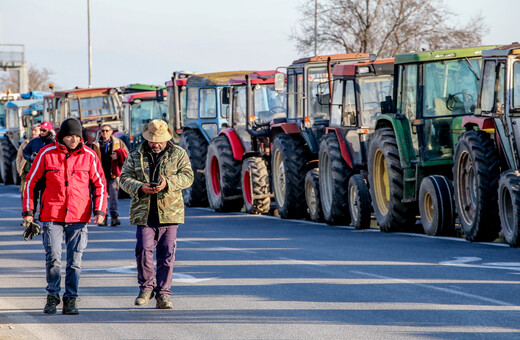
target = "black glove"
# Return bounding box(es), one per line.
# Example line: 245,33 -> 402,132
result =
23,221 -> 41,241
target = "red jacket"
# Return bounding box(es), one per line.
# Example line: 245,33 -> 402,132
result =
23,140 -> 108,223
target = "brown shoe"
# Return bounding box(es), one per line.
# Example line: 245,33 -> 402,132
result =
111,217 -> 121,226
155,295 -> 173,309
135,290 -> 153,306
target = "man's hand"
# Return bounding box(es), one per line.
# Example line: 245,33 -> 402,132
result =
23,216 -> 34,227
94,215 -> 105,225
141,176 -> 167,195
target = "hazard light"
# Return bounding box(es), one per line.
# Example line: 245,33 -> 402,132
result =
249,116 -> 257,121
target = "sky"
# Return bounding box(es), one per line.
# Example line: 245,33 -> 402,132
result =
0,0 -> 518,90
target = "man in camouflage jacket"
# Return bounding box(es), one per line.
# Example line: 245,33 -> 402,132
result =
120,119 -> 193,309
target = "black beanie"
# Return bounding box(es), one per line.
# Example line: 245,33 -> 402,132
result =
57,118 -> 83,141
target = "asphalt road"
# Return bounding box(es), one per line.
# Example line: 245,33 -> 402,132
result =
1,184 -> 520,339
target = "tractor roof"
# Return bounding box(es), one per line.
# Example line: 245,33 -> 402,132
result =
333,59 -> 394,77
53,87 -> 118,98
291,53 -> 370,66
6,99 -> 43,108
121,83 -> 163,94
395,45 -> 500,64
123,90 -> 167,103
228,71 -> 278,85
482,43 -> 520,57
186,71 -> 255,86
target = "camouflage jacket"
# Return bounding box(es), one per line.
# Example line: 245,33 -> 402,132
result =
120,141 -> 194,225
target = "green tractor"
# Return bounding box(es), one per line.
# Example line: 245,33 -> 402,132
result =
454,44 -> 520,246
368,46 -> 497,235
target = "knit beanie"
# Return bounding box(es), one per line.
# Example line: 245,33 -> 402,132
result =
57,118 -> 83,141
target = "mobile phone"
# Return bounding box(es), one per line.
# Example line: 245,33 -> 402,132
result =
149,182 -> 158,188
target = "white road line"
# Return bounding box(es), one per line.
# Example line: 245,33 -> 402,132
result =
352,270 -> 515,307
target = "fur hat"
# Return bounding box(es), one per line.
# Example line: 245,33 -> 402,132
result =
142,119 -> 173,143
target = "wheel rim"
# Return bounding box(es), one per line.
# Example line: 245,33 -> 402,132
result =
349,183 -> 360,222
243,169 -> 252,205
373,149 -> 389,215
321,152 -> 332,213
423,192 -> 434,224
210,155 -> 221,196
273,148 -> 286,206
456,151 -> 476,226
500,185 -> 514,236
306,178 -> 318,216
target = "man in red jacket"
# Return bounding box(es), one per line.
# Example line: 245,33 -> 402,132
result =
22,118 -> 107,315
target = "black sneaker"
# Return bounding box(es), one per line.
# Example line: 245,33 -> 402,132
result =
43,295 -> 60,314
62,297 -> 79,315
135,289 -> 154,306
155,294 -> 173,309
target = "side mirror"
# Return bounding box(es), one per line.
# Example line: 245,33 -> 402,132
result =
381,95 -> 393,114
156,89 -> 165,102
221,87 -> 230,105
274,73 -> 285,92
316,82 -> 329,105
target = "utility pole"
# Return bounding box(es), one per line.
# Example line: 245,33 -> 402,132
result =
87,0 -> 92,88
314,0 -> 318,56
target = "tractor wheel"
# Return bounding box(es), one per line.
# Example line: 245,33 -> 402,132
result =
418,175 -> 455,236
12,159 -> 20,185
179,129 -> 208,207
319,133 -> 351,225
1,138 -> 15,185
305,168 -> 323,222
348,174 -> 371,229
205,135 -> 243,212
453,130 -> 500,242
498,170 -> 520,247
271,134 -> 307,219
368,128 -> 416,232
241,156 -> 270,214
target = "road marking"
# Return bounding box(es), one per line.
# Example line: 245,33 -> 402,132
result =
278,257 -> 326,266
440,257 -> 520,272
352,270 -> 515,307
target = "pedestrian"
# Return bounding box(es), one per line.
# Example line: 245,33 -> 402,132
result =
16,124 -> 40,202
92,124 -> 129,226
120,119 -> 193,309
22,118 -> 107,315
23,121 -> 54,163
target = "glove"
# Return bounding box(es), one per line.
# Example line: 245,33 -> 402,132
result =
23,221 -> 41,241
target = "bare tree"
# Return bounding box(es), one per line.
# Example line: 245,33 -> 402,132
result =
0,64 -> 55,92
291,0 -> 488,57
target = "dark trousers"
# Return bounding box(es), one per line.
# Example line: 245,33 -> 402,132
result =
135,224 -> 178,296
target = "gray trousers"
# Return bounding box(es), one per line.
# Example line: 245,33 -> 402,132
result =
42,222 -> 88,298
108,177 -> 119,217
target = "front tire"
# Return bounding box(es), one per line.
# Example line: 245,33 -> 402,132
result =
348,174 -> 371,229
271,134 -> 307,219
179,129 -> 208,207
305,168 -> 323,222
1,138 -> 15,185
241,156 -> 270,214
498,170 -> 520,247
453,130 -> 500,241
418,175 -> 455,236
367,128 -> 416,232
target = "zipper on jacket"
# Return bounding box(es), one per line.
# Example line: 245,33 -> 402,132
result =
64,153 -> 70,220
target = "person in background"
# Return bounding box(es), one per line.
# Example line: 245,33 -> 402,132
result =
120,119 -> 193,310
16,124 -> 40,202
23,121 -> 54,163
22,118 -> 107,315
92,124 -> 128,226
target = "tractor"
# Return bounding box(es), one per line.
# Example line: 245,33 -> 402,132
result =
367,46 -> 497,235
204,71 -> 286,213
167,71 -> 253,207
316,59 -> 394,227
271,53 -> 370,219
453,43 -> 520,246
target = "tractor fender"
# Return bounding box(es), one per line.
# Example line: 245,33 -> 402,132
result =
219,128 -> 245,161
326,127 -> 353,169
270,122 -> 301,135
374,115 -> 416,170
304,159 -> 319,174
461,115 -> 495,132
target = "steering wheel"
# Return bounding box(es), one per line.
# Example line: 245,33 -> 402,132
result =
446,92 -> 473,111
269,106 -> 285,114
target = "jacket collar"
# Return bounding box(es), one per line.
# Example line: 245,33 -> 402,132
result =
52,140 -> 85,156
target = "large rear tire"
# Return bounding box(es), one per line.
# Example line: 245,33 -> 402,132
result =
305,168 -> 323,222
319,134 -> 351,225
271,134 -> 307,219
11,159 -> 20,185
241,156 -> 270,214
498,170 -> 520,247
1,138 -> 15,185
367,128 -> 416,232
205,135 -> 243,212
348,174 -> 371,229
453,130 -> 500,242
179,129 -> 208,207
418,175 -> 455,236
